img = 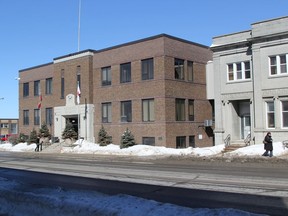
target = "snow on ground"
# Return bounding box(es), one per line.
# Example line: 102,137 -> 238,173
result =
0,140 -> 288,158
1,141 -> 286,215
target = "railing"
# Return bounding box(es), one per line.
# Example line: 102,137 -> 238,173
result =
282,140 -> 288,149
224,134 -> 231,147
244,133 -> 251,146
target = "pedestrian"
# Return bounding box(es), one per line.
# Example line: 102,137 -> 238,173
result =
35,136 -> 40,152
262,132 -> 273,157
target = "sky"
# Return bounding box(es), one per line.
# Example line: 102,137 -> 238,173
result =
1,0 -> 288,118
1,141 -> 287,215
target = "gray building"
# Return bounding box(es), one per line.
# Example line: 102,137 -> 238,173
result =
207,16 -> 288,145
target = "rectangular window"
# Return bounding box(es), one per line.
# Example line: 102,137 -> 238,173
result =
227,61 -> 251,81
46,78 -> 53,94
77,65 -> 81,88
266,101 -> 275,128
269,54 -> 288,75
142,137 -> 155,146
120,63 -> 131,83
187,61 -> 194,81
61,69 -> 65,99
175,59 -> 184,80
34,80 -> 40,96
0,123 -> 9,128
46,107 -> 53,126
23,110 -> 29,125
176,136 -> 186,148
282,101 -> 288,128
188,100 -> 194,121
34,109 -> 40,125
189,136 -> 195,148
102,102 -> 112,123
23,82 -> 29,97
142,99 -> 154,122
121,100 -> 132,122
102,66 -> 112,86
176,99 -> 185,121
10,123 -> 18,134
142,58 -> 154,80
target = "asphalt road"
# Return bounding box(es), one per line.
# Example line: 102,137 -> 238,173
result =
0,152 -> 288,215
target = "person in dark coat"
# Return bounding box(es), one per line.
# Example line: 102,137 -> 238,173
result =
35,137 -> 40,152
262,132 -> 273,157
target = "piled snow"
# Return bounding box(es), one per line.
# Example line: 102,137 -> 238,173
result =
0,141 -> 288,158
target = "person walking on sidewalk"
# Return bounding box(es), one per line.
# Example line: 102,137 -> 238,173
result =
262,132 -> 273,157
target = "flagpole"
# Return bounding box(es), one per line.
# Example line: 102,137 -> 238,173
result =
78,0 -> 81,52
77,81 -> 81,140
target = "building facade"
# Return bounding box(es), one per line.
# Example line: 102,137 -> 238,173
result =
19,34 -> 213,148
207,16 -> 288,145
0,118 -> 18,135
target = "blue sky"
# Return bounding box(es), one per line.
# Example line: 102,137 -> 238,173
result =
0,0 -> 287,118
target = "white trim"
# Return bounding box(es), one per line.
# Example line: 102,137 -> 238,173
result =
53,51 -> 94,64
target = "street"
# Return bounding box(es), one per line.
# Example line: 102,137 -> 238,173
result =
0,152 -> 288,215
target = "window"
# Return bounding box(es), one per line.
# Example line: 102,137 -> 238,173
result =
46,78 -> 53,94
120,63 -> 131,83
10,123 -> 18,134
0,123 -> 9,128
102,67 -> 111,86
23,110 -> 29,125
269,54 -> 288,75
34,80 -> 40,96
46,108 -> 53,126
102,102 -> 112,123
61,69 -> 65,99
176,99 -> 185,121
189,136 -> 195,148
142,137 -> 155,146
34,109 -> 40,125
187,61 -> 194,81
23,83 -> 29,97
175,59 -> 184,80
282,101 -> 288,128
121,100 -> 132,122
77,65 -> 81,88
176,136 -> 186,148
266,101 -> 275,128
188,100 -> 194,121
142,58 -> 154,80
227,61 -> 251,81
142,99 -> 154,122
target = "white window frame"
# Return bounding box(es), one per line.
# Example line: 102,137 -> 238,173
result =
227,61 -> 251,82
281,100 -> 288,128
269,54 -> 288,76
266,101 -> 275,129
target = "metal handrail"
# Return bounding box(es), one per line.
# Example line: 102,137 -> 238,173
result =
282,140 -> 288,149
224,134 -> 231,147
244,133 -> 251,146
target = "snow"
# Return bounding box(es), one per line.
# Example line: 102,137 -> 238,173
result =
1,140 -> 287,158
1,140 -> 286,215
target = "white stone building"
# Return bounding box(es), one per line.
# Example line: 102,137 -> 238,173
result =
207,16 -> 288,145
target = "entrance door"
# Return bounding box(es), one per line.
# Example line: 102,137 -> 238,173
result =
241,115 -> 251,139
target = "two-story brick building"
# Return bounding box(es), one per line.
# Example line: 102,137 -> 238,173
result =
207,16 -> 288,145
19,34 -> 213,148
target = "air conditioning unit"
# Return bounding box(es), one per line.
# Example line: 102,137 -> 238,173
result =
204,119 -> 213,127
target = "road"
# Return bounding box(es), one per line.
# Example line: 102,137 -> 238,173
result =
0,151 -> 288,215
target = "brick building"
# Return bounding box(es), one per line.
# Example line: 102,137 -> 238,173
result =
18,34 -> 213,148
0,118 -> 18,141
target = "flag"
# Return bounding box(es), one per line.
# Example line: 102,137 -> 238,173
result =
77,82 -> 81,104
37,93 -> 42,109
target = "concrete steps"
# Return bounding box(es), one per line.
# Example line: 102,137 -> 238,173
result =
222,142 -> 246,153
